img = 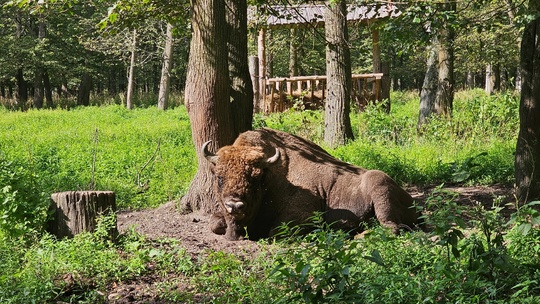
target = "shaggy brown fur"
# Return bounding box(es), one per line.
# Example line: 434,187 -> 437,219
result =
205,128 -> 421,241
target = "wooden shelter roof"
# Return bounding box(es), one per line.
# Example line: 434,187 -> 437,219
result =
249,3 -> 401,28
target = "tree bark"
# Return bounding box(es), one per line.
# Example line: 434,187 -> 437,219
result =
435,28 -> 454,117
48,191 -> 117,239
434,0 -> 455,118
515,11 -> 540,205
418,40 -> 439,129
249,55 -> 260,111
126,29 -> 137,110
181,0 -> 236,214
158,23 -> 174,110
323,0 -> 354,148
225,0 -> 253,134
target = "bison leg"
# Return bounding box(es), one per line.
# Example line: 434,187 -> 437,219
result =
209,213 -> 227,235
372,193 -> 418,234
224,215 -> 246,241
210,213 -> 246,240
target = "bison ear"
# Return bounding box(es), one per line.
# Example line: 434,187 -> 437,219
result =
265,148 -> 280,166
202,140 -> 219,165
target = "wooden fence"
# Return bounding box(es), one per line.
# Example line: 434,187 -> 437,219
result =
258,73 -> 383,113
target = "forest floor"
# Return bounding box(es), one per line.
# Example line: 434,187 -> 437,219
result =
107,184 -> 514,303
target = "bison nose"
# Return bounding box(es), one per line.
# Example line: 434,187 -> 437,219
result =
225,200 -> 245,214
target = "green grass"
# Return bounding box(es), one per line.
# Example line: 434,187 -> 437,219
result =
259,88 -> 518,185
0,105 -> 196,210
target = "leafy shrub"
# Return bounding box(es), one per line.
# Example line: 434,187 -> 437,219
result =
272,220 -> 363,303
0,156 -> 49,239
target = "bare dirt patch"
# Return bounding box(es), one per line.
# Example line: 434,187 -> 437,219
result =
107,184 -> 514,303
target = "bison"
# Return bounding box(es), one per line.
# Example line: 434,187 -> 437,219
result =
203,128 -> 421,241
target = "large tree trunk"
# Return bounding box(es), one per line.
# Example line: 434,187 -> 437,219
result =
158,23 -> 174,110
126,29 -> 137,110
48,191 -> 117,239
180,0 -> 236,214
515,10 -> 540,205
323,0 -> 354,148
225,0 -> 253,134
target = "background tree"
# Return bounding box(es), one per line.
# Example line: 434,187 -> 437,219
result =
324,0 -> 354,148
125,28 -> 137,110
157,23 -> 174,110
515,1 -> 540,205
417,1 -> 456,128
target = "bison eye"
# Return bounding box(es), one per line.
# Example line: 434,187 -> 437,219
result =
216,176 -> 224,189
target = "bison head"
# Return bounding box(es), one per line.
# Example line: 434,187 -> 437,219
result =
202,141 -> 280,227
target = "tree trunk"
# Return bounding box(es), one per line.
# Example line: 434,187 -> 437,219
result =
503,0 -> 523,92
180,0 -> 236,214
158,23 -> 174,110
418,40 -> 439,129
418,1 -> 455,129
249,55 -> 260,111
43,70 -> 53,108
323,0 -> 354,148
48,191 -> 117,239
15,68 -> 27,110
33,20 -> 46,109
435,0 -> 455,118
435,28 -> 454,117
126,29 -> 137,110
77,72 -> 91,106
372,28 -> 390,112
33,71 -> 44,109
485,64 -> 496,95
257,28 -> 266,113
289,27 -> 300,78
466,71 -> 475,89
515,11 -> 540,205
225,0 -> 253,135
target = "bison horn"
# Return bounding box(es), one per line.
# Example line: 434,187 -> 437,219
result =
202,140 -> 219,164
266,148 -> 280,165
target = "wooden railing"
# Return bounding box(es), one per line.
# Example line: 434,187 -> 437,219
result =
259,73 -> 383,113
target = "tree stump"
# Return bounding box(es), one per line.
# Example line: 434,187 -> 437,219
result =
48,191 -> 117,239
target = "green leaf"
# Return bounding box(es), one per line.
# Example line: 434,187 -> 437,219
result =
109,13 -> 118,23
363,249 -> 385,267
517,223 -> 532,236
